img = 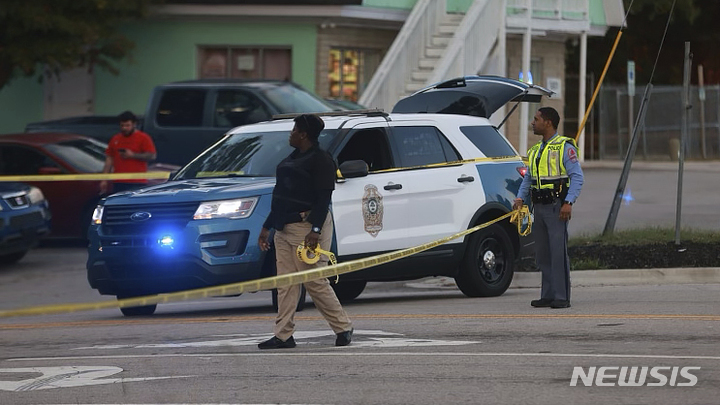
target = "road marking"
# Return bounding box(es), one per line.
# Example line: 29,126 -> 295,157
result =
3,313 -> 720,330
7,352 -> 720,362
0,366 -> 194,391
70,330 -> 476,351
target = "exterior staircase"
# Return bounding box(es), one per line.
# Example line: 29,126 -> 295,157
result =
359,0 -> 505,112
406,13 -> 464,94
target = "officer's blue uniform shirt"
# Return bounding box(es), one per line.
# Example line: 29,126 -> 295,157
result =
517,133 -> 584,204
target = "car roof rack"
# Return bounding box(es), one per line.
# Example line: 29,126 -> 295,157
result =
272,109 -> 388,120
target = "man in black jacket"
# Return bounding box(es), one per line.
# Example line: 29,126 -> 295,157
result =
257,113 -> 353,349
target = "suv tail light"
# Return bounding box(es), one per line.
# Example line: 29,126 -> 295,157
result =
517,166 -> 528,177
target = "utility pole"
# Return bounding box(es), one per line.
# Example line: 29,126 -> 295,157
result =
675,42 -> 692,245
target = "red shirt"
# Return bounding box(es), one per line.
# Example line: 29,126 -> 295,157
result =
106,130 -> 156,183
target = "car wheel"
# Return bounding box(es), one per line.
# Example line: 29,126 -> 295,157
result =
117,296 -> 157,316
330,279 -> 366,302
0,251 -> 28,265
271,285 -> 307,312
455,223 -> 515,297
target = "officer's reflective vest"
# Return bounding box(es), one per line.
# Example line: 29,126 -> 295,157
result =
527,135 -> 576,190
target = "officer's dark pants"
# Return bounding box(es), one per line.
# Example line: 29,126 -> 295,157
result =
533,199 -> 571,302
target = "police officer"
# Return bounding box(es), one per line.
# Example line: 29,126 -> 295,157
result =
513,107 -> 584,309
257,113 -> 353,349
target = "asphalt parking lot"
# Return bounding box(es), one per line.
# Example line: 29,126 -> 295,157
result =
1,245 -> 719,404
0,161 -> 719,404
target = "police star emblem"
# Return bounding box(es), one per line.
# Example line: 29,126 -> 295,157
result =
362,184 -> 384,237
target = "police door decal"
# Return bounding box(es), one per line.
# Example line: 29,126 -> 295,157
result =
362,184 -> 383,237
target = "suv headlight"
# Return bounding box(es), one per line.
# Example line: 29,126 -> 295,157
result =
91,205 -> 104,225
193,197 -> 258,220
27,186 -> 45,204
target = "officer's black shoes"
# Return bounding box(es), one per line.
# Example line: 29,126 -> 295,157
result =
550,300 -> 571,309
258,335 -> 296,349
531,298 -> 553,307
335,328 -> 353,346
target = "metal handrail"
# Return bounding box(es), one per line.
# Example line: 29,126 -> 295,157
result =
428,0 -> 503,84
358,0 -> 446,111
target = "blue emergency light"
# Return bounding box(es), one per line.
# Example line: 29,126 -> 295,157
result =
159,235 -> 175,248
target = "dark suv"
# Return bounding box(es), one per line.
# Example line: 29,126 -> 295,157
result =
27,80 -> 335,166
0,182 -> 51,264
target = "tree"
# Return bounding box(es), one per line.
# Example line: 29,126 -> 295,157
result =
0,0 -> 157,91
566,0 -> 713,85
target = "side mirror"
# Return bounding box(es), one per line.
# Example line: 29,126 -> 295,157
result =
38,166 -> 63,175
338,160 -> 369,179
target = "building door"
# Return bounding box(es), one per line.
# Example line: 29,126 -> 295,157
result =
44,67 -> 94,120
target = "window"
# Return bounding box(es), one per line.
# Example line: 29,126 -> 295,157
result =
175,129 -> 339,179
44,139 -> 106,173
156,89 -> 206,127
460,126 -> 517,157
336,128 -> 394,172
199,46 -> 292,80
391,126 -> 459,167
214,90 -> 271,128
0,145 -> 61,175
328,48 -> 381,102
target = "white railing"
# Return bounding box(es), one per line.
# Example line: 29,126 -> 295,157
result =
428,0 -> 503,84
506,0 -> 588,20
358,0 -> 446,111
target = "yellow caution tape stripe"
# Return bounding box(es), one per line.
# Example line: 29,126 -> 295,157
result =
0,206 -> 531,318
370,156 -> 524,175
297,245 -> 338,265
0,172 -> 172,182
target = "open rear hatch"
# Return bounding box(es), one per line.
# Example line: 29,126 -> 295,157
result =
392,75 -> 554,123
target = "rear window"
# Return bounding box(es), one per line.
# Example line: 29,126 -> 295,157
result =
156,89 -> 206,127
460,126 -> 517,157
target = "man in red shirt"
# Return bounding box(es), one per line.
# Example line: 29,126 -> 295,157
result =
100,111 -> 157,194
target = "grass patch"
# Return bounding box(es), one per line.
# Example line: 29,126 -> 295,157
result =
569,227 -> 720,247
570,257 -> 607,271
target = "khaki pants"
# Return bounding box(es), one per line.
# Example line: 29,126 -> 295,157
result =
273,213 -> 352,340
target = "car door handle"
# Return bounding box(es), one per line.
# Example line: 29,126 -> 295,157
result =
457,176 -> 475,183
384,183 -> 403,190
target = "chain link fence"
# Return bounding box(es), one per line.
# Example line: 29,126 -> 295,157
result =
595,84 -> 720,160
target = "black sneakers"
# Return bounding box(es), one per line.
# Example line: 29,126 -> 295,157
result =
531,298 -> 553,307
550,300 -> 571,308
258,336 -> 296,349
335,328 -> 353,346
531,299 -> 571,308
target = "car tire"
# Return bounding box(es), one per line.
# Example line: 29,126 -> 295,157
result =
271,285 -> 307,312
455,223 -> 515,297
0,251 -> 27,265
330,279 -> 366,303
117,296 -> 157,316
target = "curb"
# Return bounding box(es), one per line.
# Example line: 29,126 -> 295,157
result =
404,268 -> 720,290
581,160 -> 720,172
512,267 -> 720,288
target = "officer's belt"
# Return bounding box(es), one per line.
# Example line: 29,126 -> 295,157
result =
530,178 -> 568,187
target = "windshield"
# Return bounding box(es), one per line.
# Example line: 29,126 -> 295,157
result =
261,84 -> 334,113
175,129 -> 339,179
44,138 -> 107,173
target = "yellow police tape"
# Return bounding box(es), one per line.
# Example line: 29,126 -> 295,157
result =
297,245 -> 337,266
0,172 -> 172,182
0,206 -> 531,318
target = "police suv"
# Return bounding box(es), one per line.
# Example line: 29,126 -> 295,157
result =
87,76 -> 551,316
